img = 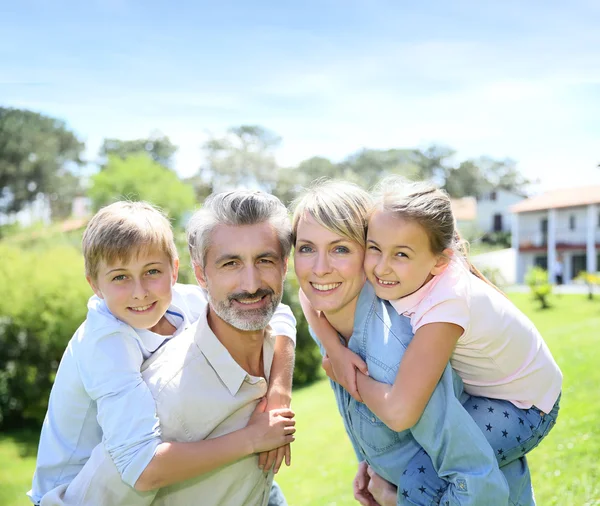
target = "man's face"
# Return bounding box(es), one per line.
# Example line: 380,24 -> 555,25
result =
195,222 -> 287,331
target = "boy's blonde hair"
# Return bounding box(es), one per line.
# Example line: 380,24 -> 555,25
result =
291,179 -> 372,247
83,201 -> 178,280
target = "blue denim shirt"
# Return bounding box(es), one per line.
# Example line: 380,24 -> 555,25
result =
312,283 -> 530,505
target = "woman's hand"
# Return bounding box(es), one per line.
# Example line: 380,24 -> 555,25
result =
246,398 -> 296,456
353,461 -> 379,506
366,465 -> 397,506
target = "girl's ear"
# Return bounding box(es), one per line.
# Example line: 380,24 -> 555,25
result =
431,248 -> 453,276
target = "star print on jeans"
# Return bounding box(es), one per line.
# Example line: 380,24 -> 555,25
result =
418,466 -> 426,473
419,486 -> 426,494
472,404 -> 479,410
502,430 -> 508,438
518,417 -> 524,425
486,423 -> 493,431
402,490 -> 409,498
488,406 -> 495,413
503,411 -> 510,418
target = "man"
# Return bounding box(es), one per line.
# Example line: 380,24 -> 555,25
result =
42,189 -> 297,506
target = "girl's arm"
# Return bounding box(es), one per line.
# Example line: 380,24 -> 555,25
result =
356,322 -> 462,432
298,289 -> 368,401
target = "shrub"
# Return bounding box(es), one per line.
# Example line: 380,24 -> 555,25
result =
0,245 -> 91,428
525,266 -> 552,309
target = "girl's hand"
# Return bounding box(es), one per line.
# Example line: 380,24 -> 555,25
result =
353,461 -> 379,506
366,465 -> 397,506
328,346 -> 368,402
246,398 -> 296,456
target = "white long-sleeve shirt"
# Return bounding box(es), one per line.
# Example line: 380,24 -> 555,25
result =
29,283 -> 296,505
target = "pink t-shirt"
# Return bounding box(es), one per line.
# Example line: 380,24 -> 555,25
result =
390,259 -> 562,413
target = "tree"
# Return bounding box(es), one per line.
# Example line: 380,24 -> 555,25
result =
199,125 -> 281,193
88,154 -> 196,222
0,107 -> 84,216
275,156 -> 340,205
100,131 -> 177,169
443,160 -> 489,198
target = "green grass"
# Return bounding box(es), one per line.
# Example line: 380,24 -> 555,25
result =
2,293 -> 599,505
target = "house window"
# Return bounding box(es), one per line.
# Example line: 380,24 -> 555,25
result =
534,255 -> 548,270
493,213 -> 503,232
490,191 -> 497,201
569,215 -> 576,230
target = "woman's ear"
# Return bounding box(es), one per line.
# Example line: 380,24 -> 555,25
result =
431,248 -> 453,276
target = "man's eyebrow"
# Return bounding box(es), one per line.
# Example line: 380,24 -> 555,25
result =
214,250 -> 281,264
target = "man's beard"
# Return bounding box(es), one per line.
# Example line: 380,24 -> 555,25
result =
208,286 -> 283,331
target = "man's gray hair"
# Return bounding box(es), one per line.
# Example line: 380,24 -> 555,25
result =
187,189 -> 293,268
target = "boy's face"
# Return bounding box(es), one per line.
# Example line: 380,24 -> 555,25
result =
87,248 -> 179,331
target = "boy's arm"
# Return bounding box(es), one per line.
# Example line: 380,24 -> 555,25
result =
298,288 -> 367,401
258,334 -> 295,473
355,323 -> 462,432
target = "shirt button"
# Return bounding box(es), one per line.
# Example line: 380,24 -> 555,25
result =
371,417 -> 376,423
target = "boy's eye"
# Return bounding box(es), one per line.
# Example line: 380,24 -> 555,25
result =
112,274 -> 127,281
147,269 -> 161,275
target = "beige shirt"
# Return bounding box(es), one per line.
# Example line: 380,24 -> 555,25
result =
41,302 -> 276,506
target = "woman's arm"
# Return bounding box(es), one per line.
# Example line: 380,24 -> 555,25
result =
355,322 -> 462,432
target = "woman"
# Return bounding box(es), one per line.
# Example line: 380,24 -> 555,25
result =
291,180 -> 534,506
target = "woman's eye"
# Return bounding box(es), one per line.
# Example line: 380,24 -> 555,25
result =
297,245 -> 313,253
333,246 -> 350,254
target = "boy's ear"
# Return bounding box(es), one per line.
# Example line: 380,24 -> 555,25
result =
86,276 -> 104,299
171,258 -> 180,286
194,263 -> 207,289
431,248 -> 453,276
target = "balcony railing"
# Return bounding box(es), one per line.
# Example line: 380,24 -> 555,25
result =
518,227 -> 600,249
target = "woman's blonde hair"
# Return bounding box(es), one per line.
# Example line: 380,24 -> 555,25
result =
291,179 -> 372,247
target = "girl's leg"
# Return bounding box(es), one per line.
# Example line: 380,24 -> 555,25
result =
461,394 -> 560,465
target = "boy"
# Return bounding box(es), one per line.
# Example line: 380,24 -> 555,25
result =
28,201 -> 296,505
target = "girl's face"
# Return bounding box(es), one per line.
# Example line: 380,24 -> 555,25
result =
294,213 -> 366,321
364,209 -> 449,301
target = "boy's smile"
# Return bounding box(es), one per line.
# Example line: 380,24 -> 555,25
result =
87,249 -> 179,332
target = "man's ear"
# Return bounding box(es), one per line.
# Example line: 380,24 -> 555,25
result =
171,258 -> 180,286
86,276 -> 104,299
282,257 -> 289,277
194,263 -> 208,289
431,248 -> 453,276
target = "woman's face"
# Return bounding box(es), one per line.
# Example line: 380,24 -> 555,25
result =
294,213 -> 366,321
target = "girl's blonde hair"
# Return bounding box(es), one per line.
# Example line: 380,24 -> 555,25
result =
291,179 -> 372,247
372,176 -> 502,292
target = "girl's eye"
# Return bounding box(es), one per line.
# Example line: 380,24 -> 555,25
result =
367,245 -> 381,252
297,245 -> 313,253
395,252 -> 408,258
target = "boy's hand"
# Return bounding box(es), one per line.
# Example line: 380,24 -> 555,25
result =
258,390 -> 292,473
353,461 -> 379,506
328,346 -> 368,402
247,398 -> 296,456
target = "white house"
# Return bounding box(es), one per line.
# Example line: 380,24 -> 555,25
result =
510,185 -> 600,283
476,189 -> 525,235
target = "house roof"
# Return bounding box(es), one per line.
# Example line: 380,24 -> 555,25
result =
510,185 -> 600,213
450,197 -> 477,221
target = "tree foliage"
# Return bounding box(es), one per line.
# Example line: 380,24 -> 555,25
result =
88,154 -> 196,222
100,132 -> 177,169
0,107 -> 84,216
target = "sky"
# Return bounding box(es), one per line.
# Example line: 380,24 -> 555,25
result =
1,0 -> 599,194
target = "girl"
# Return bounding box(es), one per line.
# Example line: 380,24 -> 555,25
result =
311,176 -> 562,478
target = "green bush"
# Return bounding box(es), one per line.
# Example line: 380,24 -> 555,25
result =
282,269 -> 322,388
0,245 -> 91,428
525,266 -> 552,309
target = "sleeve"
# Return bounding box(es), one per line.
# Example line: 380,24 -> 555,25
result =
413,297 -> 470,334
409,364 -> 511,505
76,329 -> 162,488
269,302 -> 297,346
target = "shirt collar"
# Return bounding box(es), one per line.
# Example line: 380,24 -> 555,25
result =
194,306 -> 275,396
390,269 -> 445,316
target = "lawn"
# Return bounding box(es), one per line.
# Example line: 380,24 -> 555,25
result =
2,293 -> 599,505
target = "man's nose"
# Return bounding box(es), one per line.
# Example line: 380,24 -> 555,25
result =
240,266 -> 261,294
